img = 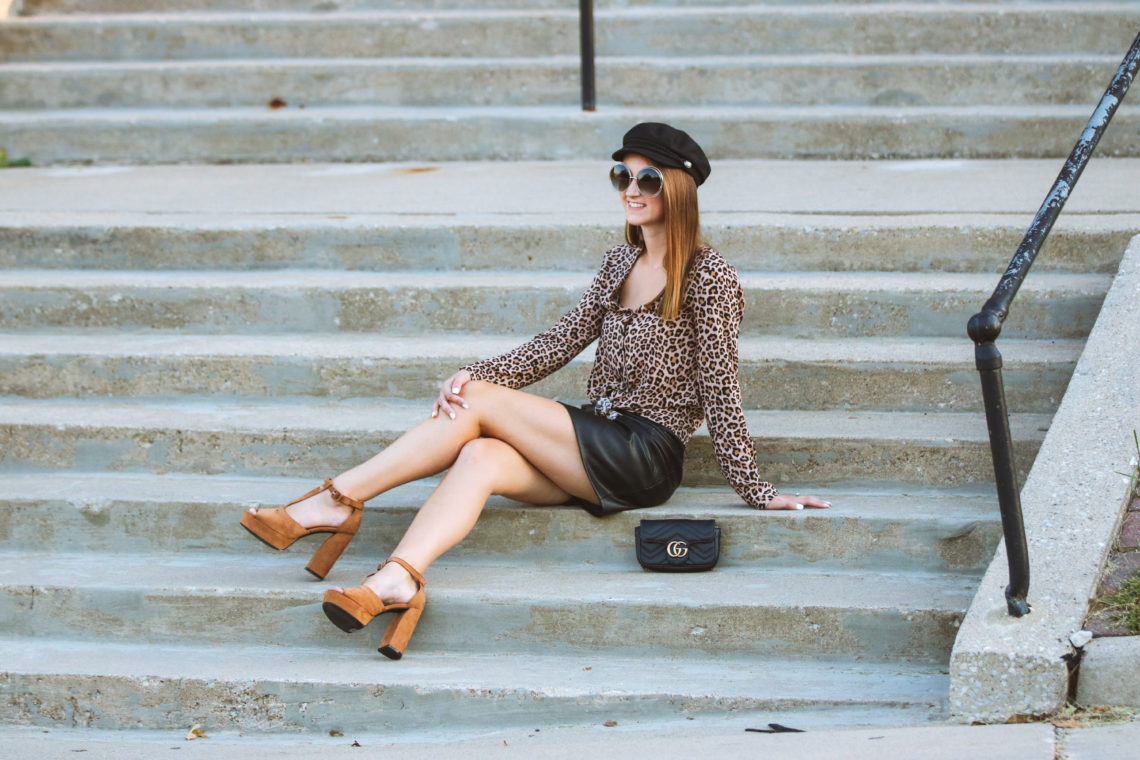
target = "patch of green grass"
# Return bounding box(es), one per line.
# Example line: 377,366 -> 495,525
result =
0,149 -> 31,169
1101,574 -> 1140,635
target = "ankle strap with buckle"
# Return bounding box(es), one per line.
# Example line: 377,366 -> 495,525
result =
325,479 -> 365,511
382,556 -> 426,588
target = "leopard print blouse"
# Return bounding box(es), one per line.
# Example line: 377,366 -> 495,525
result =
462,244 -> 779,509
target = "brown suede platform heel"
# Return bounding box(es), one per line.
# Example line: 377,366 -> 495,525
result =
321,556 -> 426,660
239,478 -> 364,580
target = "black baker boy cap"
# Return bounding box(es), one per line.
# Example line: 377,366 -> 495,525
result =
611,122 -> 711,187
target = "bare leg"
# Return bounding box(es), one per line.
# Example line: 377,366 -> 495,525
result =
250,381 -> 597,532
334,435 -> 572,602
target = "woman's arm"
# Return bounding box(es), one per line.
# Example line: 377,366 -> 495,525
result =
691,254 -> 828,510
443,248 -> 620,410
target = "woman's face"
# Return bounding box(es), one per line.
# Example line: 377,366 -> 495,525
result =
619,154 -> 666,230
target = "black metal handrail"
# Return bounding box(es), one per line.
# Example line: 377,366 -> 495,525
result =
579,0 -> 596,111
968,31 -> 1140,618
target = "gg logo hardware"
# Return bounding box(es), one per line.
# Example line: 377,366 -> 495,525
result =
666,540 -> 689,558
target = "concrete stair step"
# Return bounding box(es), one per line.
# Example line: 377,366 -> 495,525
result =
0,638 -> 951,733
5,104 -> 1140,162
0,269 -> 1107,338
0,551 -> 974,661
2,7 -> 1132,63
0,473 -> 1003,573
29,0 -> 1133,14
3,160 -> 1137,273
3,212 -> 1135,275
0,332 -> 1080,413
0,398 -> 1049,485
0,54 -> 1119,109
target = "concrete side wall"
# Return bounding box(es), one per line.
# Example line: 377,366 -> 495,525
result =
950,234 -> 1140,723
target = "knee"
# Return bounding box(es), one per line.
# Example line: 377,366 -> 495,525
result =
453,437 -> 511,476
459,379 -> 495,403
454,380 -> 501,426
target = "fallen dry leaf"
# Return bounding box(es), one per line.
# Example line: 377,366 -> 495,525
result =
184,724 -> 208,741
1052,718 -> 1083,729
269,98 -> 287,109
329,730 -> 344,737
603,720 -> 618,727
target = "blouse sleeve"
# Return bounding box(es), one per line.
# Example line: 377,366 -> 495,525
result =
689,255 -> 780,509
460,249 -> 617,389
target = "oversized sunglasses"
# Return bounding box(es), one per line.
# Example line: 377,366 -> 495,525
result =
609,163 -> 664,198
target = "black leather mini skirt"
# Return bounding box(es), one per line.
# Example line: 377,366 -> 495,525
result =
561,400 -> 684,516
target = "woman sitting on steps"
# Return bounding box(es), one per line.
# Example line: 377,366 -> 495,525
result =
240,122 -> 829,660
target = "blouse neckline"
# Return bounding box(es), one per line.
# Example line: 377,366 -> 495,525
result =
610,246 -> 664,314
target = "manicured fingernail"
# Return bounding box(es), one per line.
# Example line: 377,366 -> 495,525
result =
824,502 -> 832,507
461,402 -> 469,409
448,412 -> 455,420
795,503 -> 804,510
452,387 -> 460,394
431,410 -> 437,418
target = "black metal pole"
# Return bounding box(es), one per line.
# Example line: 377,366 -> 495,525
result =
579,0 -> 596,111
979,32 -> 1140,325
974,341 -> 1031,616
967,31 -> 1140,617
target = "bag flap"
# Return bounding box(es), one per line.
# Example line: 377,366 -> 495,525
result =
637,518 -> 718,544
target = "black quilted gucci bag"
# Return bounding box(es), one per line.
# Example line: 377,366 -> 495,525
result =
634,519 -> 720,572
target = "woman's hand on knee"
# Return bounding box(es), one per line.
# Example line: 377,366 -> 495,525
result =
764,493 -> 830,511
433,370 -> 472,420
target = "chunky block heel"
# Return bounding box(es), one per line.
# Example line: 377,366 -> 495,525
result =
240,478 -> 364,579
322,557 -> 427,659
378,601 -> 424,660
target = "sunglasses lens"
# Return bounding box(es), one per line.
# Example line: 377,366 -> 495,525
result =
610,164 -> 633,192
636,168 -> 663,198
610,164 -> 664,198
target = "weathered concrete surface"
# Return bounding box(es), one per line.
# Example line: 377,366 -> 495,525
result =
0,56 -> 1121,109
0,474 -> 1002,572
1061,722 -> 1140,760
3,214 -> 1137,274
3,3 -> 1136,165
0,722 -> 1061,760
1076,636 -> 1140,707
950,236 -> 1140,722
0,640 -> 949,734
1,161 -> 1137,276
2,8 -> 1134,62
0,399 -> 1047,485
0,268 -> 1107,338
0,333 -> 1080,413
4,160 -> 1138,216
5,106 -> 1140,164
2,163 -> 1136,282
0,553 -> 971,660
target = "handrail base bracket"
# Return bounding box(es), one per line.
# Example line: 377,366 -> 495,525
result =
1005,588 -> 1031,618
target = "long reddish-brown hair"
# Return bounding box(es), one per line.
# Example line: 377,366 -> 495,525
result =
623,163 -> 703,320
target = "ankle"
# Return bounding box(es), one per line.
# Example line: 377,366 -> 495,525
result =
286,491 -> 351,529
364,564 -> 418,604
